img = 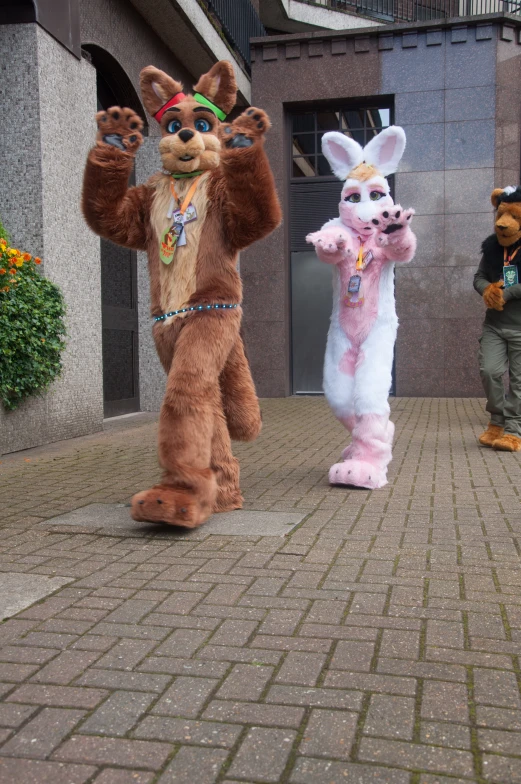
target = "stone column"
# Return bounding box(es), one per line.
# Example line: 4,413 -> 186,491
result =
0,24 -> 101,454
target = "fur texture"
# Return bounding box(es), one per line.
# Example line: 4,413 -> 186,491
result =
478,423 -> 504,447
307,127 -> 416,490
82,62 -> 281,528
492,433 -> 521,451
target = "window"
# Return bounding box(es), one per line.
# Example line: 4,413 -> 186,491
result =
291,105 -> 392,179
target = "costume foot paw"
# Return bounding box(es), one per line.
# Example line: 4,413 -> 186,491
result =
96,107 -> 144,154
329,460 -> 387,490
131,484 -> 212,528
492,433 -> 521,452
223,107 -> 270,149
478,424 -> 504,447
214,489 -> 244,513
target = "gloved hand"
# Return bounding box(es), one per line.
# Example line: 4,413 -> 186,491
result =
483,281 -> 505,311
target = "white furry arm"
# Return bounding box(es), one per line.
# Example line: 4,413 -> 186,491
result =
306,227 -> 354,265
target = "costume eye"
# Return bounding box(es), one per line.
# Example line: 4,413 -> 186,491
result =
194,118 -> 211,133
167,119 -> 181,134
370,190 -> 384,201
345,193 -> 361,203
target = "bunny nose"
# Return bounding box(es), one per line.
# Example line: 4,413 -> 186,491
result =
178,129 -> 194,143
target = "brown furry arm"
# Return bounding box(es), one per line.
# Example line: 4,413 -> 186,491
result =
483,281 -> 505,310
219,109 -> 282,250
82,145 -> 151,251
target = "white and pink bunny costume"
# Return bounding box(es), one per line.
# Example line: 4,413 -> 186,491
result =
306,126 -> 416,490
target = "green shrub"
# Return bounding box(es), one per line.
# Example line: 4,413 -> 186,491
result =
0,224 -> 66,411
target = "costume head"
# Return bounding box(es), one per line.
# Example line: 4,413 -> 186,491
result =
321,126 -> 406,238
491,186 -> 521,248
139,61 -> 237,174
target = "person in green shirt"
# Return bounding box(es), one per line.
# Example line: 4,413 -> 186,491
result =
474,186 -> 521,452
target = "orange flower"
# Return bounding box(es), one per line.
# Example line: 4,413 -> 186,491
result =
0,239 -> 6,247
34,257 -> 42,264
23,253 -> 31,261
0,269 -> 5,275
9,268 -> 16,275
2,286 -> 9,292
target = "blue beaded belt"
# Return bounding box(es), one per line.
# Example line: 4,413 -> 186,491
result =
153,303 -> 240,323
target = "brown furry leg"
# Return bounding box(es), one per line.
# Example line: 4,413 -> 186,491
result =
212,402 -> 243,513
131,311 -> 240,528
221,334 -> 262,442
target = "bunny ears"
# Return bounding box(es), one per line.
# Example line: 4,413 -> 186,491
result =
322,126 -> 406,180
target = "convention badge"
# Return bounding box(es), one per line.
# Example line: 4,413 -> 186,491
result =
348,274 -> 361,294
344,274 -> 364,308
159,221 -> 184,265
361,251 -> 372,270
503,265 -> 518,288
172,205 -> 197,248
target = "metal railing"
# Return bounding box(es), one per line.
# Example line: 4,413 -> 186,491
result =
303,0 -> 521,21
206,0 -> 265,67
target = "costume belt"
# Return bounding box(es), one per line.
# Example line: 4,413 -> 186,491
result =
153,303 -> 241,323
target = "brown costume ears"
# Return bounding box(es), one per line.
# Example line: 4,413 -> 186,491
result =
193,61 -> 237,116
491,188 -> 505,209
140,66 -> 184,117
139,61 -> 237,119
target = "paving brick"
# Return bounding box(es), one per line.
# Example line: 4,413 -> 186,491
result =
299,708 -> 358,760
52,735 -> 172,769
154,629 -> 210,657
358,738 -> 475,777
0,759 -> 95,784
133,716 -> 242,747
92,772 -> 154,784
94,639 -> 156,670
421,721 -> 471,749
266,685 -> 362,710
74,669 -> 170,693
421,681 -> 470,723
258,609 -> 304,636
0,663 -> 39,682
216,663 -> 273,700
0,707 -> 85,759
482,753 -> 521,781
0,646 -> 60,665
153,677 -> 218,717
474,668 -> 521,709
79,691 -> 156,736
228,727 -> 296,782
138,657 -> 228,678
30,650 -> 101,685
6,684 -> 108,709
275,651 -> 326,686
203,700 -> 304,728
324,670 -> 416,696
0,703 -> 38,728
290,758 -> 410,783
364,695 -> 415,740
210,620 -> 258,647
157,746 -> 228,784
329,640 -> 375,671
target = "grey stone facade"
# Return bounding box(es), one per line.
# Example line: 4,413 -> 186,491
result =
0,25 -> 101,454
246,17 -> 520,397
1,0 -> 238,453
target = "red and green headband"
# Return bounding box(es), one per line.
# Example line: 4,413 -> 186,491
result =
153,91 -> 227,123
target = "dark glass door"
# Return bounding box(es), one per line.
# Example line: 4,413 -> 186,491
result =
96,72 -> 140,417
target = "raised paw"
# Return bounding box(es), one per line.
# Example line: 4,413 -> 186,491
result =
96,106 -> 144,154
130,484 -> 212,528
328,460 -> 387,490
223,107 -> 271,149
372,205 -> 415,243
306,229 -> 353,259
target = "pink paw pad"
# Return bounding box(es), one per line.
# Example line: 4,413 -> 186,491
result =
328,460 -> 387,490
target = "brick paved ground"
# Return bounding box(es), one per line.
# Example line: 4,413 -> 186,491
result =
1,397 -> 521,783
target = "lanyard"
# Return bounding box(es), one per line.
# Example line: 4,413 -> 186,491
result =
504,246 -> 521,266
170,175 -> 202,218
356,237 -> 364,271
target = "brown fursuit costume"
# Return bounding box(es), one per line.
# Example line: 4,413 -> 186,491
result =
82,62 -> 281,527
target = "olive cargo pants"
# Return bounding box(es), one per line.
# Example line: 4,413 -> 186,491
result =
479,323 -> 521,436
